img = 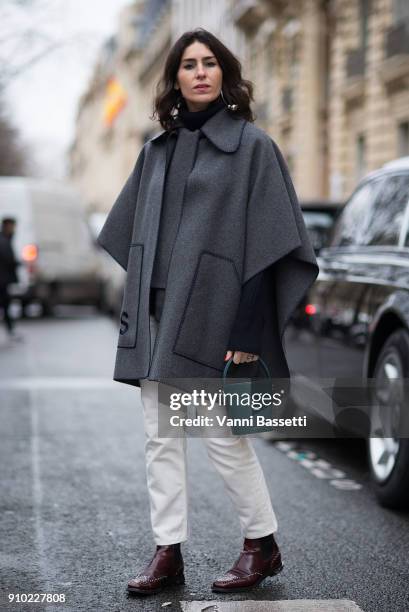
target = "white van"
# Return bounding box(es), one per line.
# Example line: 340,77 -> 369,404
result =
0,177 -> 102,314
88,211 -> 126,317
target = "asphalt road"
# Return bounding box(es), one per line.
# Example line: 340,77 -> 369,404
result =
0,308 -> 408,612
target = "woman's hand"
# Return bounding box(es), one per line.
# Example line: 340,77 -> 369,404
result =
225,350 -> 259,365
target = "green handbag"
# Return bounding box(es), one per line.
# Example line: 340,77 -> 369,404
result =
222,357 -> 278,436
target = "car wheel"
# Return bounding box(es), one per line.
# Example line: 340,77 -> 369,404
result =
368,329 -> 409,509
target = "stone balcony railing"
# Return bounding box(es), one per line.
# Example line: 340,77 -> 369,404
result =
231,0 -> 269,30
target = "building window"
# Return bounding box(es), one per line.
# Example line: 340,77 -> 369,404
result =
282,87 -> 293,113
286,153 -> 294,176
356,134 -> 366,182
289,33 -> 300,81
393,0 -> 409,24
264,38 -> 274,119
398,121 -> 409,156
360,0 -> 370,49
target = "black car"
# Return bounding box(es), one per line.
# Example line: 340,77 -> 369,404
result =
285,157 -> 409,509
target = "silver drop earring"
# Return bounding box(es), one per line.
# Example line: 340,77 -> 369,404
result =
172,87 -> 183,119
220,89 -> 238,111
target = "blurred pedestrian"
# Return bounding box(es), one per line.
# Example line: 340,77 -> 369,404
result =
98,28 -> 318,596
0,217 -> 22,341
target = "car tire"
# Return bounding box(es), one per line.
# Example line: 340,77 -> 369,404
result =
367,329 -> 409,509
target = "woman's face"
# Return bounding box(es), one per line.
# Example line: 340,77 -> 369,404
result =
175,41 -> 223,112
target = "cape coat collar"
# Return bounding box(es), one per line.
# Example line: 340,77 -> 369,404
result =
149,106 -> 247,153
97,110 -> 319,389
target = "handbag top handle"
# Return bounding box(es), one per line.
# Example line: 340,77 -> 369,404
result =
222,356 -> 271,381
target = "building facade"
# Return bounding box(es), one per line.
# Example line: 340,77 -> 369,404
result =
69,0 -> 172,211
69,0 -> 409,211
328,0 -> 409,197
229,0 -> 329,199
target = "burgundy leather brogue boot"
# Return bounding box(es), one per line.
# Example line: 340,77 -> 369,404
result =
127,543 -> 185,595
212,533 -> 283,593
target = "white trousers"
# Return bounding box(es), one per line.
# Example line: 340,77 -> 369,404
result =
139,317 -> 278,545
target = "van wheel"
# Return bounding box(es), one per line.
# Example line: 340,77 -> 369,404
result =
368,329 -> 409,509
41,285 -> 58,317
96,284 -> 112,315
41,300 -> 55,317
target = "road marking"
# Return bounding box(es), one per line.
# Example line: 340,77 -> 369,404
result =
180,600 -> 364,611
330,479 -> 363,490
274,442 -> 363,491
29,388 -> 52,609
0,377 -> 121,390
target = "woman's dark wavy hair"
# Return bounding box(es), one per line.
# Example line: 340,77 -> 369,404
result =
151,28 -> 255,131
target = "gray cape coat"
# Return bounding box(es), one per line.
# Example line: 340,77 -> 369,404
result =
97,107 -> 319,389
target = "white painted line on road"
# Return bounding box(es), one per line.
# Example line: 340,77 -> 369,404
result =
330,479 -> 363,490
331,469 -> 347,479
0,377 -> 121,390
273,442 -> 363,492
29,389 -> 51,597
314,459 -> 332,469
299,458 -> 315,468
310,468 -> 333,479
180,600 -> 364,611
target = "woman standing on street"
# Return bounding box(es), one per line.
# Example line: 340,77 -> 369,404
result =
98,28 -> 318,596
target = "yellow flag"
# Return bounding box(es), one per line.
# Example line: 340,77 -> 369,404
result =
103,77 -> 128,126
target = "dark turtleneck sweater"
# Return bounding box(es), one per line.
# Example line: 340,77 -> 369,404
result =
150,95 -> 266,355
178,95 -> 226,130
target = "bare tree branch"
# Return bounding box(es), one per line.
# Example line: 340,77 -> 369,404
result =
0,94 -> 31,175
0,0 -> 99,86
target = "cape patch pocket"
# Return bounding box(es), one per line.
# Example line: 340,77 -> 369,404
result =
117,244 -> 143,349
173,250 -> 241,370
